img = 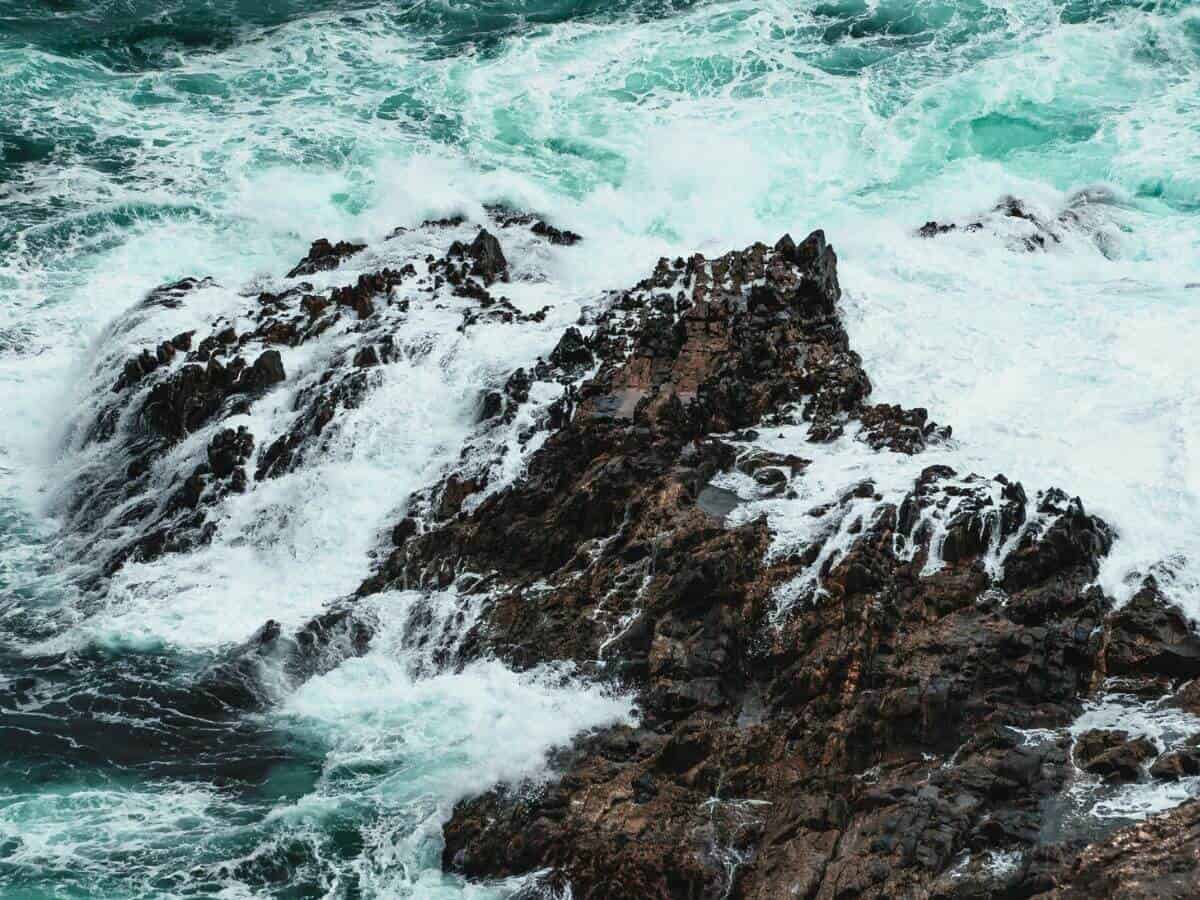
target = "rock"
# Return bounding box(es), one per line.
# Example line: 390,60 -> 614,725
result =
1002,493 -> 1112,592
195,608 -> 373,711
1168,679 -> 1200,715
113,348 -> 161,392
63,215 -> 549,579
139,276 -> 215,310
233,349 -> 286,393
858,403 -> 950,454
436,474 -> 480,520
547,327 -> 594,373
68,219 -> 1196,895
255,369 -> 371,480
1104,577 -> 1200,679
477,390 -> 503,422
918,221 -> 964,237
206,426 -> 254,480
531,219 -> 583,245
1032,799 -> 1200,898
449,228 -> 508,285
352,345 -> 380,368
915,194 -> 1124,255
286,238 -> 367,278
331,271 -> 392,318
1074,729 -> 1157,781
485,204 -> 583,245
142,359 -> 236,440
391,516 -> 418,547
1150,749 -> 1200,781
1074,728 -> 1130,764
346,233 -> 1122,898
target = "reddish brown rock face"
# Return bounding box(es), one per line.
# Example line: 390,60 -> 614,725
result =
79,217 -> 1200,898
353,231 -> 1198,899
1030,798 -> 1200,899
366,230 -> 1200,900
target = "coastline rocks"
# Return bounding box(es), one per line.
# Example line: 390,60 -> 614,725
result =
59,209 -> 582,579
341,231 -> 1191,898
67,213 -> 1200,898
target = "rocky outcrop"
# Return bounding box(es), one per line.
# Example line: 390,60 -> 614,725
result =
74,213 -> 1200,897
365,229 -> 1200,899
1103,577 -> 1200,679
286,237 -> 367,278
61,209 -> 582,580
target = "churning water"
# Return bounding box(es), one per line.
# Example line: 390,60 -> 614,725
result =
1,0 -> 1198,896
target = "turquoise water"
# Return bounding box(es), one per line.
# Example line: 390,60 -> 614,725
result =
2,0 -> 1199,896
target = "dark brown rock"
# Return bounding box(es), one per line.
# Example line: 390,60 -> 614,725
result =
1074,729 -> 1157,781
287,238 -> 366,278
142,359 -> 235,440
448,228 -> 508,285
67,220 -> 1200,896
1105,577 -> 1200,679
1033,799 -> 1200,898
1150,749 -> 1200,781
345,234 -> 1123,899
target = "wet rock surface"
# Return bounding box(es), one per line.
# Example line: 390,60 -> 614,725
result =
76,216 -> 1200,897
348,230 -> 1197,898
1104,577 -> 1200,679
1030,799 -> 1200,898
60,209 -> 582,584
1073,729 -> 1157,781
286,237 -> 367,278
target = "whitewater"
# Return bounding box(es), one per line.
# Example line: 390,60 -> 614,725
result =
1,0 -> 1198,896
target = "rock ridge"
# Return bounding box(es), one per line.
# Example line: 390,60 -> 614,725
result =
69,215 -> 1200,898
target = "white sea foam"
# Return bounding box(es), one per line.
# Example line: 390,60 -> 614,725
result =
267,596 -> 636,898
1060,690 -> 1200,822
6,1 -> 1196,630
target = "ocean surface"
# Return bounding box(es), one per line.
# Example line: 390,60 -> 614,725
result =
1,0 -> 1198,896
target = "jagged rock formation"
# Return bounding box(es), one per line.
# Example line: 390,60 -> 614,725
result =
1032,799 -> 1200,898
59,211 -> 570,579
358,230 -> 1199,898
74,216 -> 1200,898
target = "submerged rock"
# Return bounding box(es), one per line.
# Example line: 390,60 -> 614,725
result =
917,193 -> 1122,255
